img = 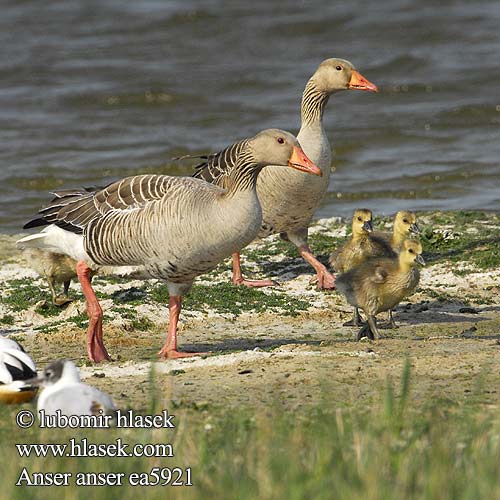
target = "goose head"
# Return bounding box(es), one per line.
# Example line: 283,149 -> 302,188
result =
249,129 -> 321,176
400,239 -> 425,267
352,208 -> 374,236
313,58 -> 378,94
394,210 -> 420,236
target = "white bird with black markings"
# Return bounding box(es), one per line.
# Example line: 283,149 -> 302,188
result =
17,129 -> 320,361
0,338 -> 38,404
33,359 -> 116,416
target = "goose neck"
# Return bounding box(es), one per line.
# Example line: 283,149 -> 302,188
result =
225,158 -> 262,196
300,78 -> 330,128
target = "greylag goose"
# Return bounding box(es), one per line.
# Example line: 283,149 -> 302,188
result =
336,239 -> 424,340
18,129 -> 320,362
329,209 -> 394,326
193,58 -> 377,289
0,338 -> 38,404
20,249 -> 77,306
32,359 -> 116,416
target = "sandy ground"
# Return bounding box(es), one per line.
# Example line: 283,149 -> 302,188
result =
1,213 -> 499,414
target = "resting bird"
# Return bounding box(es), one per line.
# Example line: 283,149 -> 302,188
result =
0,338 -> 38,404
336,239 -> 425,341
374,210 -> 420,253
329,209 -> 394,326
193,58 -> 377,289
19,249 -> 77,306
18,129 -> 320,362
33,359 -> 116,416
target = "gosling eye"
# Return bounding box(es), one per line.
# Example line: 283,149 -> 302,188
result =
277,137 -> 285,145
403,219 -> 409,224
408,248 -> 414,254
336,65 -> 342,71
357,217 -> 362,222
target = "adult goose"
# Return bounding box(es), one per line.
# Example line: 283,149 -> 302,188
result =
193,58 -> 377,289
18,129 -> 320,362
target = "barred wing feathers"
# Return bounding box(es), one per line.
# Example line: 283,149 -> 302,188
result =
23,175 -> 192,234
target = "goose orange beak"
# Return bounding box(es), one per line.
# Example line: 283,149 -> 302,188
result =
348,70 -> 378,93
288,146 -> 322,176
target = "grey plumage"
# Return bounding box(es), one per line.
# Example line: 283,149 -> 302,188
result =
18,129 -> 320,359
192,59 -> 377,289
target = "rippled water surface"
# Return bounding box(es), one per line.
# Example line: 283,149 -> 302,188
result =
1,0 -> 499,232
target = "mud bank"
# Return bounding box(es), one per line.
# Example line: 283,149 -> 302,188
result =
0,210 -> 498,413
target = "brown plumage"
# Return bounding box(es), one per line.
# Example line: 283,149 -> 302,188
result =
18,129 -> 321,362
21,249 -> 77,306
336,239 -> 425,341
329,209 -> 394,326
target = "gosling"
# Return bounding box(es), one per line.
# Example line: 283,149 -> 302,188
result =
373,210 -> 420,327
374,210 -> 420,252
21,249 -> 77,306
336,239 -> 425,341
329,209 -> 394,326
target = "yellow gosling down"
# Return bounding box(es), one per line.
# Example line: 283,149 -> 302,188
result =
329,209 -> 394,326
336,239 -> 425,341
373,210 -> 420,252
372,210 -> 420,327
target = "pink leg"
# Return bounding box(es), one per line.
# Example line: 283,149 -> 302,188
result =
231,252 -> 277,288
158,296 -> 211,359
76,261 -> 111,363
298,244 -> 336,290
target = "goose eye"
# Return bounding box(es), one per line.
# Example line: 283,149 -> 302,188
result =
336,65 -> 342,71
277,137 -> 285,144
403,219 -> 408,224
408,249 -> 414,254
357,217 -> 362,222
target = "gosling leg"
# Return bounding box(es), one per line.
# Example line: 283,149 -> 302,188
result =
367,315 -> 380,340
356,322 -> 370,341
343,307 -> 363,327
379,309 -> 398,329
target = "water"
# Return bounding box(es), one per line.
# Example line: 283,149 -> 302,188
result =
1,0 -> 499,233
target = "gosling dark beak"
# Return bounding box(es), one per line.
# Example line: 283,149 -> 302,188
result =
362,220 -> 374,232
348,70 -> 378,93
288,146 -> 322,176
410,223 -> 420,234
416,254 -> 425,266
